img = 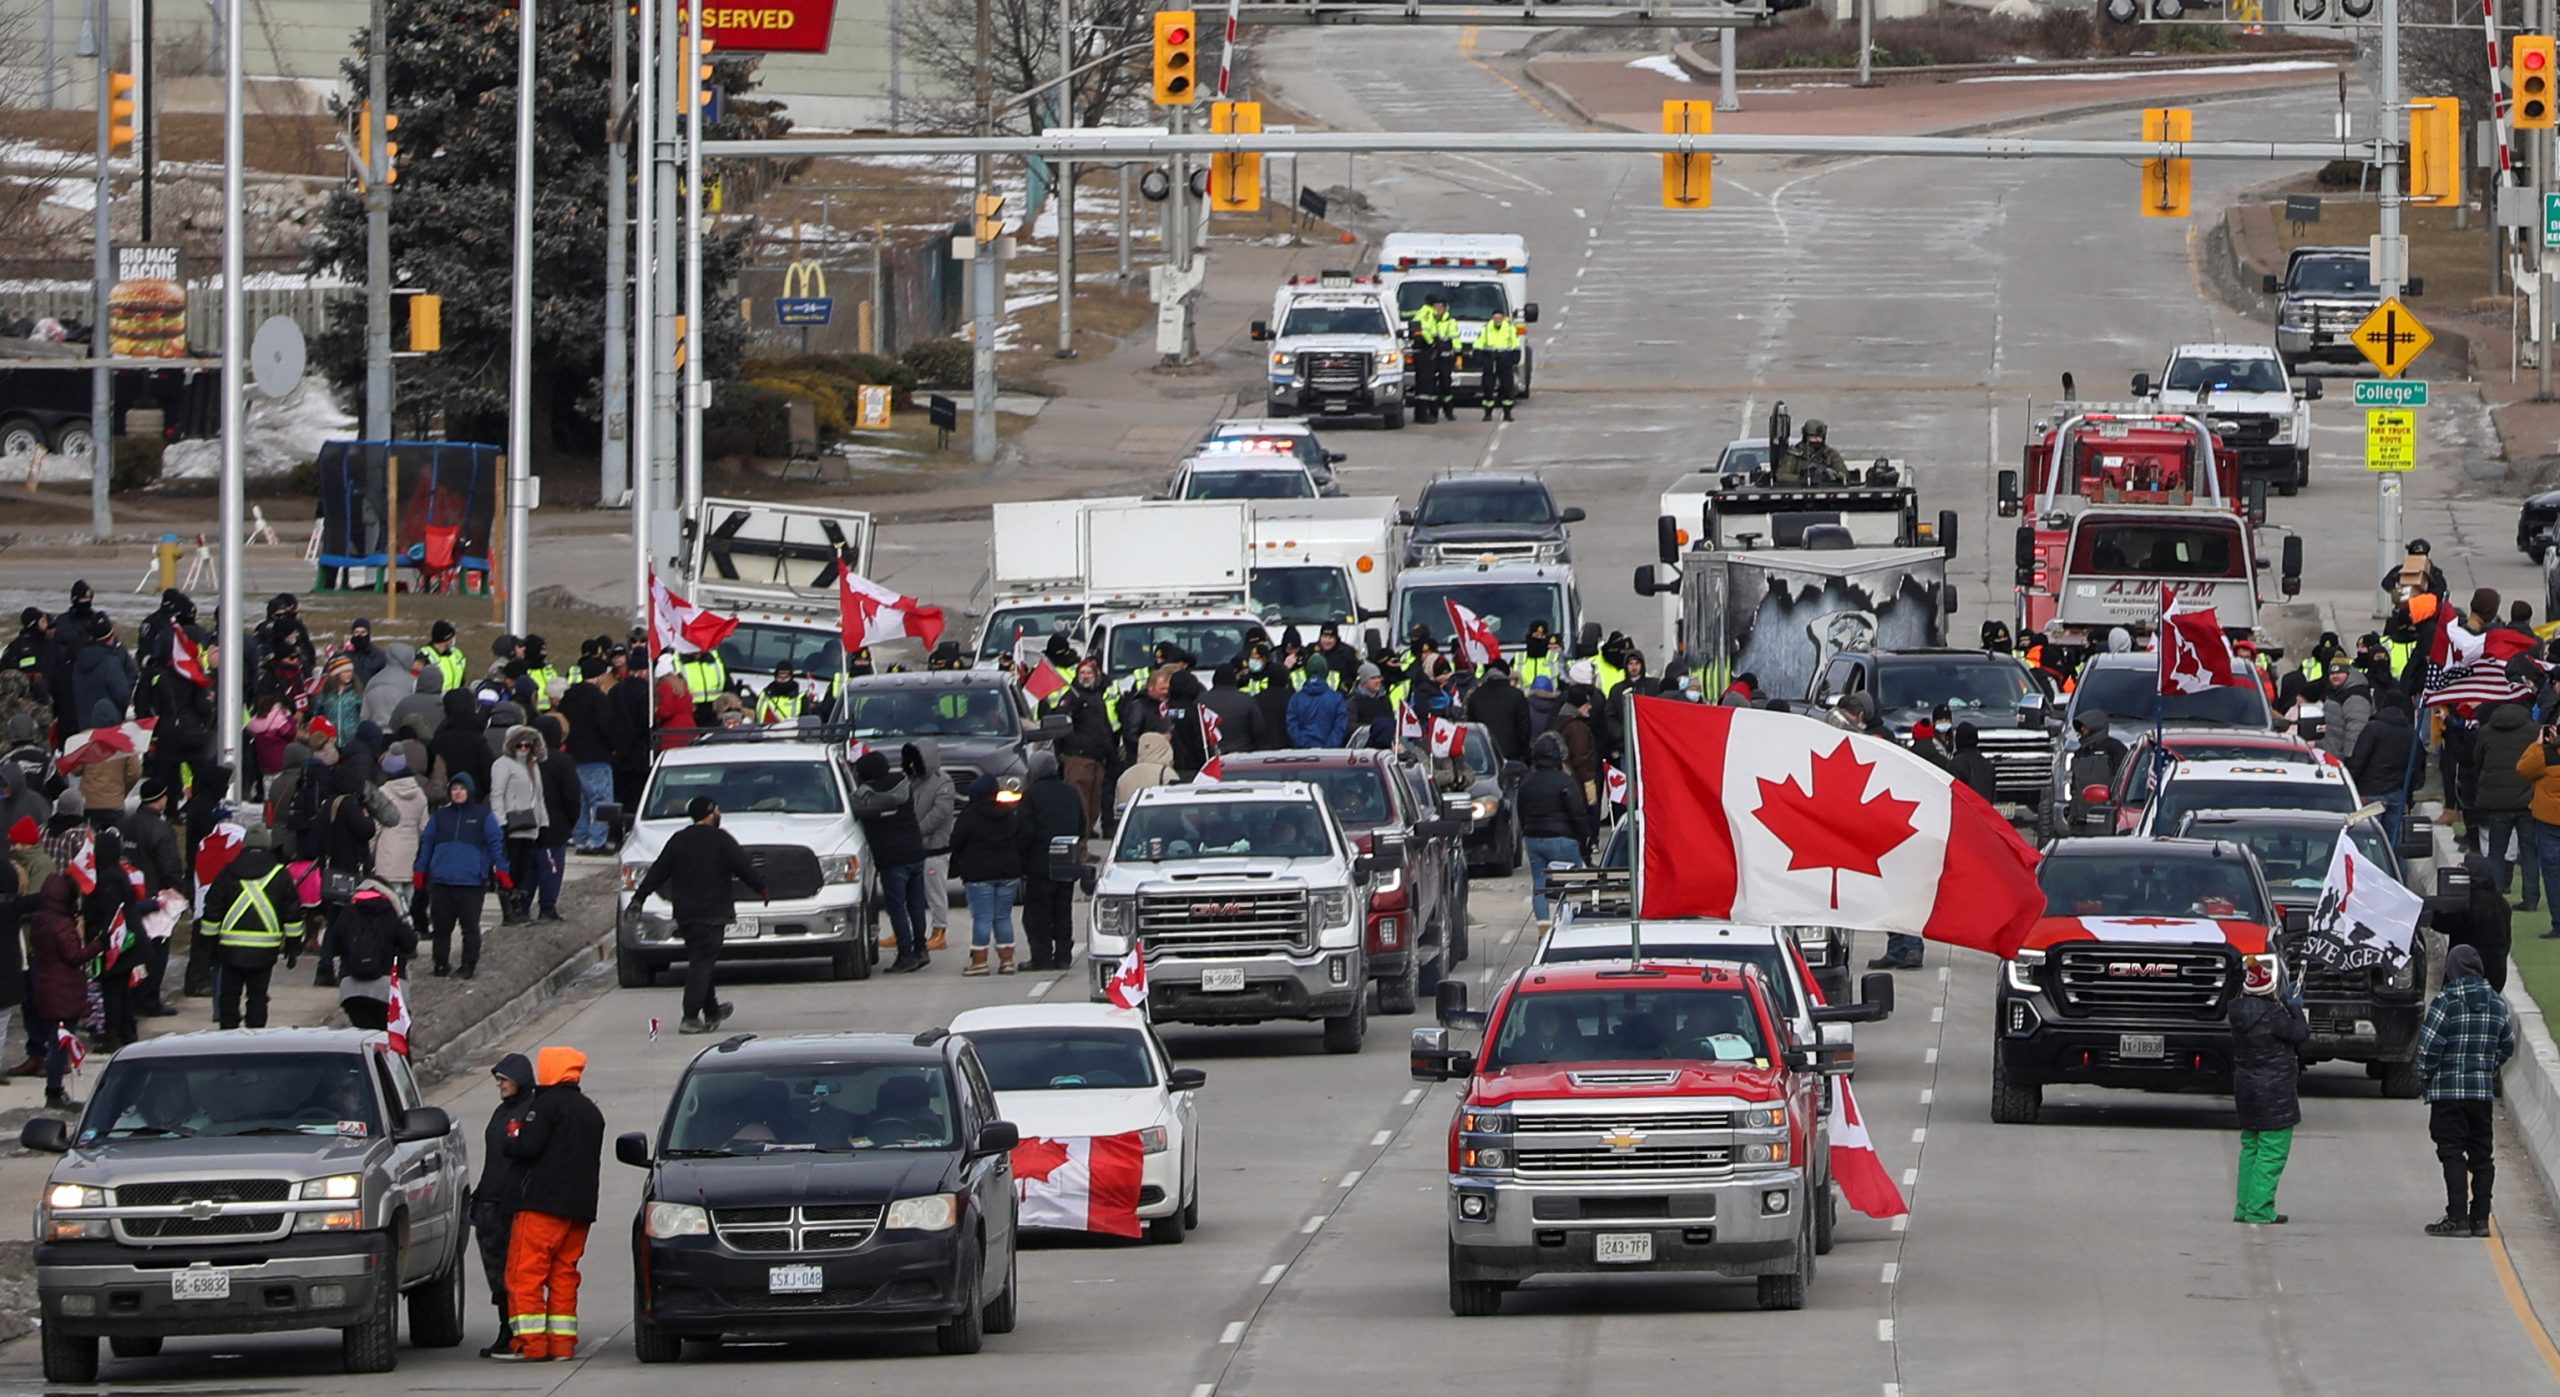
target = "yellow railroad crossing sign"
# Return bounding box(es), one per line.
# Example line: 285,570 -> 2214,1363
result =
2365,408 -> 2416,471
2351,297 -> 2433,378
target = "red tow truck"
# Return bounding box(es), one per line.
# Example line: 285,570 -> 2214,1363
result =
1412,961 -> 1849,1316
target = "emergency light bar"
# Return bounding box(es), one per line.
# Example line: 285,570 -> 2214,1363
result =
1393,256 -> 1512,270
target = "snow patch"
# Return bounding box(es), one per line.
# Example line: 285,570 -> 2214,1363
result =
1626,54 -> 1693,83
159,373 -> 355,481
1957,59 -> 2335,84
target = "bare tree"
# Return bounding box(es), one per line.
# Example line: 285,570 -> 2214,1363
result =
898,0 -> 1154,138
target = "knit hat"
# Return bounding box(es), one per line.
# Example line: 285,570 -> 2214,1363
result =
1529,675 -> 1555,693
1356,662 -> 1381,684
52,787 -> 83,819
17,607 -> 40,628
1302,653 -> 1331,680
8,816 -> 36,845
686,795 -> 719,821
431,619 -> 457,643
132,777 -> 168,805
2449,943 -> 2487,982
2242,956 -> 2280,997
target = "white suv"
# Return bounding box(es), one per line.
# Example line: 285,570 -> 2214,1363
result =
2129,757 -> 2362,841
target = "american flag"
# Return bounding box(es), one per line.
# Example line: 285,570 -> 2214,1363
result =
2422,662 -> 2536,711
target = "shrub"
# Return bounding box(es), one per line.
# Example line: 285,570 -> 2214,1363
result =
2315,159 -> 2368,189
702,425 -> 759,463
744,374 -> 852,435
707,381 -> 794,457
112,436 -> 165,490
900,337 -> 973,387
2153,24 -> 2232,53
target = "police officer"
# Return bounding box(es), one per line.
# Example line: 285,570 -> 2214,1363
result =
206,833 -> 302,1030
1411,294 -> 1458,424
1773,419 -> 1849,486
1477,310 -> 1524,422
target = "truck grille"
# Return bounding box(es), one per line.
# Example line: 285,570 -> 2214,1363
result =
2053,945 -> 2234,1019
1969,729 -> 2055,797
115,1179 -> 292,1206
740,845 -> 824,902
1138,890 -> 1311,957
1513,1145 -> 1733,1177
713,1203 -> 883,1252
1514,1111 -> 1733,1134
1298,350 -> 1370,387
1422,540 -> 1555,565
2209,415 -> 2280,447
124,1213 -> 289,1240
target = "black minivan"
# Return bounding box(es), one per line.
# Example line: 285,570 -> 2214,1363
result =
617,1031 -> 1021,1359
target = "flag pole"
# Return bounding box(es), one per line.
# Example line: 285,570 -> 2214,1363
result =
834,544 -> 851,725
1625,694 -> 1643,965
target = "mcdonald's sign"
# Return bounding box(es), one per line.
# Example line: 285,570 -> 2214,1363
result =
775,261 -> 834,327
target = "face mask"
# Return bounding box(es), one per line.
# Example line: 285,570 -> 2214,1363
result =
1679,676 -> 1697,693
1526,638 -> 1549,658
1249,658 -> 1266,673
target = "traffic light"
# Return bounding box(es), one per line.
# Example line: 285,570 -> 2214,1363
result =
106,71 -> 136,156
674,313 -> 687,370
2140,106 -> 2192,219
1661,100 -> 1711,209
2517,36 -> 2555,129
408,293 -> 441,353
695,37 -> 717,111
2408,97 -> 2461,208
973,192 -> 1005,244
354,103 -> 400,187
1153,10 -> 1197,106
1209,101 -> 1261,212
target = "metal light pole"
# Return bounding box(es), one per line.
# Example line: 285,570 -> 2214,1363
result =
652,0 -> 683,579
633,0 -> 657,611
216,0 -> 244,780
1055,0 -> 1074,358
681,0 -> 706,509
504,0 -> 536,635
2374,0 -> 2405,598
1717,28 -> 1739,112
89,0 -> 112,542
1856,0 -> 1873,90
970,0 -> 997,464
603,0 -> 631,509
363,0 -> 392,444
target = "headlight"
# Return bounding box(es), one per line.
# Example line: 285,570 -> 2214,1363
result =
2006,948 -> 2045,993
1138,1126 -> 1169,1154
1377,351 -> 1403,373
2386,955 -> 2417,990
1790,926 -> 1828,944
1311,887 -> 1353,926
1469,796 -> 1500,822
299,1174 -> 362,1201
294,1208 -> 365,1233
645,1201 -> 710,1238
1271,352 -> 1290,369
1738,1141 -> 1790,1164
620,861 -> 650,892
1462,1147 -> 1505,1169
1462,1111 -> 1511,1134
1738,1107 -> 1785,1130
822,853 -> 862,885
46,1183 -> 101,1210
1094,895 -> 1134,936
2279,309 -> 2311,329
884,1193 -> 960,1231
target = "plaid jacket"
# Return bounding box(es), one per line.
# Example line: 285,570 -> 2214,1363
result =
2414,977 -> 2518,1102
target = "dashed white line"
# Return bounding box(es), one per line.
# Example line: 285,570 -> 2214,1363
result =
1340,1170 -> 1363,1188
1930,1006 -> 1944,1023
1878,1319 -> 1895,1342
1400,1088 -> 1423,1106
1919,1088 -> 1933,1105
1885,1385 -> 1903,1397
1260,1264 -> 1286,1286
1220,1321 -> 1247,1344
1938,965 -> 1950,981
1572,206 -> 1586,218
1901,1167 -> 1919,1186
1302,1216 -> 1325,1233
1371,1129 -> 1394,1147
1194,1385 -> 1218,1397
1028,978 -> 1055,998
1910,1128 -> 1927,1144
1881,1262 -> 1899,1284
1893,1214 -> 1910,1232
1925,1048 -> 1939,1064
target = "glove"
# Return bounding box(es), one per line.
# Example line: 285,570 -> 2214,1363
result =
411,871 -> 426,892
494,870 -> 515,892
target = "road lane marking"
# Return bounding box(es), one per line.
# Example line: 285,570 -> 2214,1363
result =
1303,1216 -> 1325,1233
1930,1006 -> 1944,1023
1194,1386 -> 1217,1397
1261,1264 -> 1286,1286
1938,965 -> 1950,981
1881,1262 -> 1898,1284
1925,1047 -> 1939,1064
1341,1171 -> 1363,1188
1372,1129 -> 1394,1147
1572,207 -> 1585,217
2487,1217 -> 2560,1382
1220,1321 -> 1247,1344
1893,1214 -> 1910,1232
1029,978 -> 1055,998
1878,1319 -> 1894,1342
1910,1128 -> 1927,1144
1902,1167 -> 1918,1186
1455,25 -> 1577,128
1401,1088 -> 1422,1106
1919,1088 -> 1933,1105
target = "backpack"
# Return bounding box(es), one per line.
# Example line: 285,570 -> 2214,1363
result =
286,760 -> 327,833
339,905 -> 398,980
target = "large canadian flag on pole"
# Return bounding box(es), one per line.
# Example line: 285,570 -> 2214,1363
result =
1830,1080 -> 1907,1218
647,567 -> 739,656
1445,599 -> 1501,666
1011,1133 -> 1146,1238
2157,587 -> 2253,696
840,569 -> 948,654
1625,698 -> 2044,955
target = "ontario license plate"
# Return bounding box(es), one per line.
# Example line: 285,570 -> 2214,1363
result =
2118,1033 -> 2166,1060
1200,967 -> 1247,993
728,918 -> 759,940
768,1264 -> 824,1295
172,1266 -> 231,1301
1594,1233 -> 1653,1264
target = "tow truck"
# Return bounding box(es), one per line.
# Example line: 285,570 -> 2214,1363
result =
1414,961 -> 1849,1315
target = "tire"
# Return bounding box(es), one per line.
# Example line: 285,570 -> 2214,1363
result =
616,945 -> 654,989
1418,933 -> 1446,997
832,938 -> 870,981
1376,947 -> 1420,1016
1147,1198 -> 1189,1244
342,1267 -> 400,1373
936,1254 -> 986,1355
1183,1172 -> 1201,1230
1382,407 -> 1406,430
633,1316 -> 680,1365
42,1326 -> 98,1383
1990,1046 -> 2042,1125
406,1249 -> 468,1349
1814,1178 -> 1838,1256
2294,451 -> 2311,492
109,1335 -> 164,1358
1448,1245 -> 1504,1317
982,1248 -> 1019,1334
2276,478 -> 2299,498
1322,991 -> 1368,1054
1449,909 -> 1471,967
2380,1057 -> 2422,1099
52,419 -> 93,462
0,416 -> 45,458
1755,1208 -> 1812,1311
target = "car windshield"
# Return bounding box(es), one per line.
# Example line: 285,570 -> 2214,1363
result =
1102,619 -> 1257,674
1875,660 -> 2035,712
1539,938 -> 1804,1017
1229,766 -> 1393,829
966,1028 -> 1159,1091
2164,358 -> 2286,394
1417,487 -> 1554,528
1116,799 -> 1335,860
1715,444 -> 1770,475
2075,666 -> 2270,729
1484,985 -> 1768,1070
977,605 -> 1084,663
2291,256 -> 2373,295
2148,776 -> 2355,836
2069,522 -> 2246,578
1281,305 -> 1390,337
1461,726 -> 1497,774
1394,280 -> 1511,320
1395,583 -> 1562,647
1250,566 -> 1356,625
2122,739 -> 2311,799
81,1053 -> 381,1142
843,687 -> 1017,739
718,622 -> 845,678
666,1063 -> 954,1154
644,761 -> 843,819
1184,468 -> 1315,501
2040,854 -> 2270,921
2186,820 -> 2393,893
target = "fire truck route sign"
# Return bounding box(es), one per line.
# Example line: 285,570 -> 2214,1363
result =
2365,409 -> 2416,473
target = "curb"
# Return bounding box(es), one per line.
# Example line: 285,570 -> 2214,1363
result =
1667,41 -> 2348,89
411,927 -> 619,1086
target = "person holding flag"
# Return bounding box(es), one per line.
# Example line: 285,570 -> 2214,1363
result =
82,829 -> 145,1052
28,867 -> 100,1110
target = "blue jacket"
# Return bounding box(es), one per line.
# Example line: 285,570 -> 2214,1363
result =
1286,677 -> 1350,748
416,772 -> 508,887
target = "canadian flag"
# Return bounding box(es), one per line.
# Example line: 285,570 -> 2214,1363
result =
1831,1079 -> 1907,1219
1603,761 -> 1629,808
847,738 -> 873,763
1011,1133 -> 1147,1238
1428,715 -> 1460,759
1445,599 -> 1501,666
55,1025 -> 84,1074
1626,698 -> 2043,955
170,627 -> 212,689
56,718 -> 156,776
1192,757 -> 1224,785
1104,946 -> 1148,1009
2157,588 -> 2252,697
1397,700 -> 1422,742
647,567 -> 739,656
65,836 -> 97,895
840,568 -> 947,654
194,821 -> 244,917
386,966 -> 412,1056
1199,705 -> 1223,750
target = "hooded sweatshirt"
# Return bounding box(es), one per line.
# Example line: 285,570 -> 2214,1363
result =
475,1052 -> 539,1218
2473,703 -> 2538,814
849,751 -> 926,868
417,772 -> 508,888
1286,672 -> 1350,748
2319,671 -> 2373,764
503,1046 -> 606,1222
949,773 -> 1039,883
489,724 -> 549,839
905,740 -> 956,856
391,666 -> 447,745
1115,731 -> 1179,810
361,651 -> 415,730
428,690 -> 493,797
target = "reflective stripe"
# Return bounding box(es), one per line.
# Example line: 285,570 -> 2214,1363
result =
680,655 -> 727,696
550,1315 -> 579,1334
217,869 -> 285,949
427,647 -> 467,692
757,693 -> 804,723
510,1314 -> 548,1334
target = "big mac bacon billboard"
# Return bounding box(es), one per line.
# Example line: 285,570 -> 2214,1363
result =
701,0 -> 838,53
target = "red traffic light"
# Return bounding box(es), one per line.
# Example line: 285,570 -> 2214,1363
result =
2532,48 -> 2551,69
1166,25 -> 1189,44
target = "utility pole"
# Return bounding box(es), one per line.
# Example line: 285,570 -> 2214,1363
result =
364,0 -> 392,444
603,0 -> 631,508
2376,0 -> 2406,598
216,0 -> 244,782
504,0 -> 536,635
1717,27 -> 1739,113
653,0 -> 683,575
2539,0 -> 2554,401
681,0 -> 706,510
971,0 -> 998,464
632,0 -> 658,612
89,0 -> 113,542
1055,0 -> 1074,357
1856,0 -> 1873,90
136,0 -> 152,238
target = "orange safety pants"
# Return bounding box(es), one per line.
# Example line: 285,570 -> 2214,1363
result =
505,1210 -> 591,1359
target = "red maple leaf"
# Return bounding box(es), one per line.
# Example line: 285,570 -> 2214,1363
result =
1751,740 -> 1920,908
1011,1137 -> 1071,1183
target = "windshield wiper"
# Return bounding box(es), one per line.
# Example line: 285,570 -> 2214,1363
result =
95,1125 -> 196,1139
659,1147 -> 743,1158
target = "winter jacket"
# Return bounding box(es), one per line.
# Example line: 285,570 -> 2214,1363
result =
1023,764 -> 1087,877
2415,965 -> 2518,1102
416,774 -> 509,888
29,872 -> 101,1021
1552,710 -> 1597,790
906,740 -> 956,855
147,654 -> 215,762
2319,673 -> 2373,763
2227,991 -> 2309,1131
0,855 -> 30,1012
2348,705 -> 2421,801
313,681 -> 362,739
475,1053 -> 539,1218
427,692 -> 492,797
0,761 -> 46,839
247,704 -> 296,781
1285,676 -> 1350,748
1200,684 -> 1267,754
76,700 -> 142,816
68,639 -> 136,730
488,725 -> 549,841
1251,676 -> 1293,749
481,703 -> 528,763
360,654 -> 412,730
326,894 -> 418,1006
851,771 -> 928,868
949,789 -> 1040,884
391,679 -> 446,747
1058,684 -> 1116,764
612,673 -> 655,771
2521,738 -> 2560,826
504,1048 -> 606,1223
630,820 -> 765,926
556,682 -> 617,764
370,776 -> 430,882
1465,677 -> 1534,764
1517,744 -> 1596,847
654,674 -> 696,749
2474,704 -> 2538,814
537,740 -> 580,852
117,805 -> 185,898
1114,731 -> 1179,811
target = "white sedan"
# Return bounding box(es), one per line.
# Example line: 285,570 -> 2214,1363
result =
950,1003 -> 1205,1244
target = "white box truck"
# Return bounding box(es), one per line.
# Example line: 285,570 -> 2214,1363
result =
1250,496 -> 1400,633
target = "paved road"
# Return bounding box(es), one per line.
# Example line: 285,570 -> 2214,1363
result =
8,26 -> 2560,1397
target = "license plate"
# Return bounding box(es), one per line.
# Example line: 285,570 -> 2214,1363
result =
2118,1033 -> 2166,1059
727,918 -> 759,940
172,1267 -> 231,1301
1594,1233 -> 1653,1264
768,1264 -> 824,1295
1200,967 -> 1247,993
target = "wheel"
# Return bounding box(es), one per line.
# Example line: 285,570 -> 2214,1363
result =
832,937 -> 870,981
1418,933 -> 1446,997
935,1253 -> 986,1355
0,416 -> 45,458
42,1326 -> 97,1383
1519,351 -> 1533,399
1449,908 -> 1471,967
981,1247 -> 1018,1333
1755,1208 -> 1813,1311
109,1335 -> 163,1358
633,1316 -> 680,1364
1147,1197 -> 1190,1244
1322,991 -> 1368,1054
616,945 -> 654,989
406,1250 -> 467,1348
52,419 -> 93,462
2292,451 -> 2310,492
341,1264 -> 400,1373
1814,1178 -> 1838,1256
2380,1057 -> 2422,1099
1448,1245 -> 1504,1317
1990,1046 -> 2042,1125
2276,479 -> 2299,498
1376,947 -> 1420,1016
1183,1171 -> 1201,1230
1382,407 -> 1406,430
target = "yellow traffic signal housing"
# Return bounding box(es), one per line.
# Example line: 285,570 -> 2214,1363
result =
1153,11 -> 1198,106
408,293 -> 441,353
674,313 -> 688,370
1209,101 -> 1261,212
354,103 -> 401,186
2408,97 -> 2461,208
2519,36 -> 2555,129
1661,100 -> 1711,209
973,192 -> 1005,244
698,38 -> 717,109
107,72 -> 137,156
2140,106 -> 2192,219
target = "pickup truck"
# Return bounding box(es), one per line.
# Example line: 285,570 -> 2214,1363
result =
22,1028 -> 469,1380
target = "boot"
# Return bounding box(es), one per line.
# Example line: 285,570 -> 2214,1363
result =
2425,1214 -> 2473,1237
928,928 -> 949,952
45,1091 -> 80,1111
2473,1213 -> 2494,1238
1502,405 -> 1514,421
997,945 -> 1017,975
963,949 -> 991,977
1482,405 -> 1494,422
887,952 -> 916,974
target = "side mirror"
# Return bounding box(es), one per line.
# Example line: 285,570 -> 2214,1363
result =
1936,508 -> 1958,558
2130,372 -> 2153,398
1414,818 -> 1462,840
1811,971 -> 1896,1024
1397,508 -> 1417,527
2014,525 -> 2037,586
1559,506 -> 1586,525
1047,835 -> 1095,889
1250,320 -> 1270,341
396,1105 -> 453,1143
1434,979 -> 1472,1026
1326,451 -> 1347,465
1410,1026 -> 1477,1081
1167,1066 -> 1207,1092
1860,970 -> 1895,1018
1501,760 -> 1526,783
974,1121 -> 1021,1158
615,1131 -> 652,1168
1996,469 -> 2021,519
2261,273 -> 2282,294
2399,812 -> 2435,861
1784,1043 -> 1855,1076
1656,514 -> 1681,566
20,1117 -> 69,1153
2281,536 -> 2303,597
2282,908 -> 2311,936
2299,378 -> 2323,401
1370,835 -> 1407,872
1521,302 -> 1540,323
1632,564 -> 1661,598
1352,853 -> 1375,883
